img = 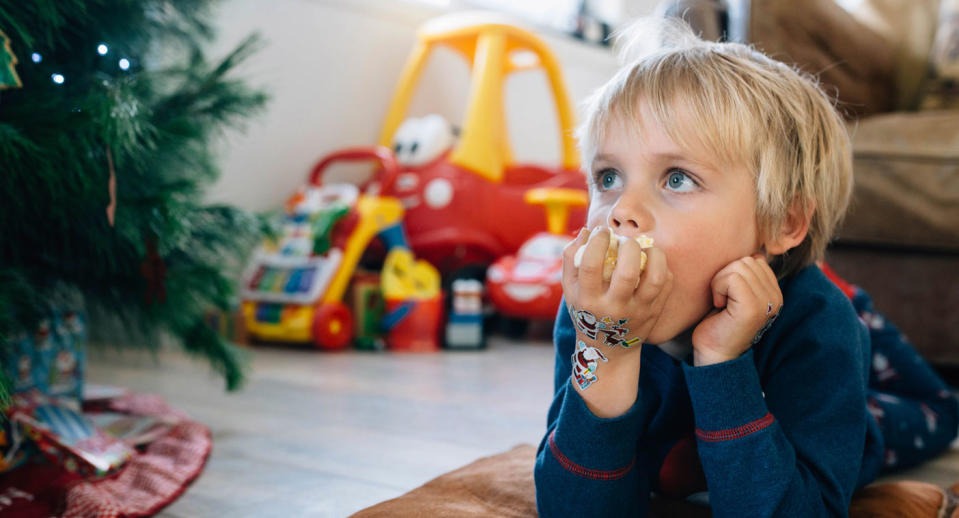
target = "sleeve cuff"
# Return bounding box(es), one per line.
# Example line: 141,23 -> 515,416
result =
549,379 -> 645,479
682,350 -> 772,440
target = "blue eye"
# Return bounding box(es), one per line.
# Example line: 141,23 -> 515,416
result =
595,169 -> 622,191
665,170 -> 697,193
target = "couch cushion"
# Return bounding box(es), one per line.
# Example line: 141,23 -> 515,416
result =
839,111 -> 959,251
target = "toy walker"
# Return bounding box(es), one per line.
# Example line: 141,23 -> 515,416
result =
240,147 -> 408,349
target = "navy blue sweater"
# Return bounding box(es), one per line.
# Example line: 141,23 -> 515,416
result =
534,265 -> 885,517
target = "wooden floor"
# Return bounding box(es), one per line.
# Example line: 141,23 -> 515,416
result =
87,334 -> 959,517
86,335 -> 557,517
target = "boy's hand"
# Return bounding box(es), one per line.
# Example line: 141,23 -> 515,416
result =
691,254 -> 782,366
562,226 -> 672,357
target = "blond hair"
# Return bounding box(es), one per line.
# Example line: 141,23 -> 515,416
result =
578,18 -> 853,277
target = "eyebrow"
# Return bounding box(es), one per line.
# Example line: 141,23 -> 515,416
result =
593,151 -> 709,168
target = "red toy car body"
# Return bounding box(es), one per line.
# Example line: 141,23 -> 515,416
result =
485,232 -> 571,320
381,155 -> 585,275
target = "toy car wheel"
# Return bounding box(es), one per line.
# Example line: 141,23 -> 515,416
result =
312,302 -> 353,350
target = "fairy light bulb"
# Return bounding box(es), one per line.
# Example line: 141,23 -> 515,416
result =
118,58 -> 130,71
31,52 -> 41,63
97,43 -> 109,55
51,73 -> 65,84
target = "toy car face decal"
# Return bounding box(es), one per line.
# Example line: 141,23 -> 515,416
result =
392,114 -> 456,167
572,340 -> 607,390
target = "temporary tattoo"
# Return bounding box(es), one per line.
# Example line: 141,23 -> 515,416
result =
571,308 -> 599,340
751,305 -> 781,345
571,308 -> 642,348
765,302 -> 774,316
572,340 -> 607,390
597,316 -> 642,348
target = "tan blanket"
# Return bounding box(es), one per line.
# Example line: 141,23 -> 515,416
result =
350,445 -> 539,518
351,444 -> 959,518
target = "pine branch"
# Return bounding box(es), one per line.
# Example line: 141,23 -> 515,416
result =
0,0 -> 269,394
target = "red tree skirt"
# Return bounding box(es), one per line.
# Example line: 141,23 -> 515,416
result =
0,396 -> 211,517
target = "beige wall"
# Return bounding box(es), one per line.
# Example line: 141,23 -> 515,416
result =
204,0 -> 656,212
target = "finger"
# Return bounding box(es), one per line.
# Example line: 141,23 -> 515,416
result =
578,226 -> 611,295
742,255 -> 774,297
562,227 -> 589,290
745,255 -> 782,313
709,262 -> 738,309
608,236 -> 644,301
629,267 -> 672,345
711,261 -> 761,311
634,247 -> 669,305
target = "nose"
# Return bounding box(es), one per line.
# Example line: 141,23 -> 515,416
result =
608,194 -> 652,236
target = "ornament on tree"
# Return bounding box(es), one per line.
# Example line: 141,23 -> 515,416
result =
140,237 -> 167,305
106,148 -> 117,227
0,29 -> 23,90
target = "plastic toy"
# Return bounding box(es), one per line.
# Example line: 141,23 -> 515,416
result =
486,187 -> 588,321
379,247 -> 443,351
376,12 -> 588,276
240,147 -> 408,349
445,279 -> 485,349
349,270 -> 386,351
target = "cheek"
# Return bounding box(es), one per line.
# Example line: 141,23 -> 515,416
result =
658,226 -> 729,300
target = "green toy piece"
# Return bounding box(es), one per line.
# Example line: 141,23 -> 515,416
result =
0,29 -> 22,90
311,201 -> 350,255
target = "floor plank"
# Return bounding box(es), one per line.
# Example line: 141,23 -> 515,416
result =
86,337 -> 555,517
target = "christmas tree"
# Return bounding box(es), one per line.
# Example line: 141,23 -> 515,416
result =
0,0 -> 268,399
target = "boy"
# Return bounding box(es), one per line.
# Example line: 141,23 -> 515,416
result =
534,19 -> 958,517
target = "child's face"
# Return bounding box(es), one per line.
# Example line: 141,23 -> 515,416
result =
586,106 -> 764,343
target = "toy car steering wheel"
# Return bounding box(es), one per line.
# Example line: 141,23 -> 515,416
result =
308,146 -> 400,195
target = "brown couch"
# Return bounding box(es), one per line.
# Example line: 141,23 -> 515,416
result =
827,111 -> 959,370
668,0 -> 959,373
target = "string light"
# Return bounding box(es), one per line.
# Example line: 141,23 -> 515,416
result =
30,42 -> 134,82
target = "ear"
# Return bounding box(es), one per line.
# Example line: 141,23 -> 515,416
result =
765,198 -> 814,256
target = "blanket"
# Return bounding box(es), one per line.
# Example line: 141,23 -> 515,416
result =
351,444 -> 959,518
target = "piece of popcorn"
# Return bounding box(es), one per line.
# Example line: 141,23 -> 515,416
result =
573,231 -> 654,281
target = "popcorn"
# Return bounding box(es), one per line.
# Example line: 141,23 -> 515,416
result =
573,230 -> 654,281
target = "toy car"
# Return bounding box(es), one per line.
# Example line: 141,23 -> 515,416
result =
374,13 -> 588,276
486,187 -> 587,321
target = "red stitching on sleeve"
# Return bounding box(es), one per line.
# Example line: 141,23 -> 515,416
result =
547,430 -> 635,480
695,412 -> 775,442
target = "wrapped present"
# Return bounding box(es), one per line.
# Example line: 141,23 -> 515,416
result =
44,311 -> 85,402
1,310 -> 86,474
2,330 -> 43,394
8,390 -> 133,477
1,310 -> 85,404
